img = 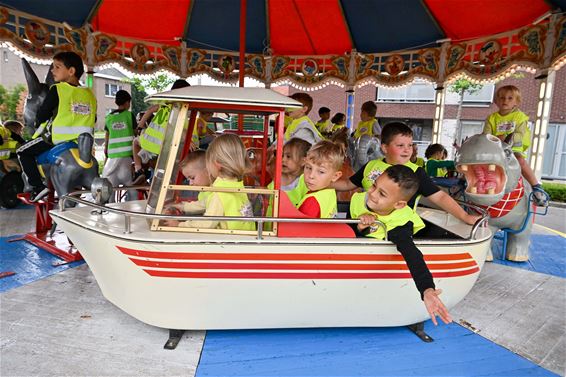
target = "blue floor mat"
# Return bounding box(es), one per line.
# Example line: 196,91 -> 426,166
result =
196,323 -> 557,376
492,234 -> 566,278
0,235 -> 84,293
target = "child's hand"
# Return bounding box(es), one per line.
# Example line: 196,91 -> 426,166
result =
423,288 -> 452,326
462,213 -> 482,225
357,214 -> 376,230
163,219 -> 179,227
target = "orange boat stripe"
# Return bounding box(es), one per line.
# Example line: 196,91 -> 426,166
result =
142,267 -> 480,279
129,259 -> 478,271
117,246 -> 473,262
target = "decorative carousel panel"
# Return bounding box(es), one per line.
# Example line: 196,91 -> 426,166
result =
354,48 -> 440,87
552,15 -> 566,68
445,24 -> 547,80
270,55 -> 350,86
0,6 -> 76,60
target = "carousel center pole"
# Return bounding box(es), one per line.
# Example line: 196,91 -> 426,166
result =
237,0 -> 247,132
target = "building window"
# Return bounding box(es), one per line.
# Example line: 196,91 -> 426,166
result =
460,120 -> 484,141
462,84 -> 495,106
376,80 -> 436,103
3,51 -> 8,63
105,83 -> 121,97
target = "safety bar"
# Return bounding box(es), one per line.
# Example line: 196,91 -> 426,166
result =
455,199 -> 489,240
59,190 -> 488,241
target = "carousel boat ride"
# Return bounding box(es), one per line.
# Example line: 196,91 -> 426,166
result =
49,86 -> 492,333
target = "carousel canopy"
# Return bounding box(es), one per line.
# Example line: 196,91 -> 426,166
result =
1,1 -> 565,87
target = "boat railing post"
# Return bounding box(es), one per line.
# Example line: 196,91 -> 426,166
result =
124,215 -> 132,234
257,220 -> 263,240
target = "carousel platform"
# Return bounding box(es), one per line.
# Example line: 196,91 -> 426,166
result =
1,205 -> 564,376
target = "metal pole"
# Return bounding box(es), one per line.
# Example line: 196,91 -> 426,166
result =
237,0 -> 247,131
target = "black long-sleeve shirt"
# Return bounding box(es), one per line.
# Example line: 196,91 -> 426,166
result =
356,221 -> 435,299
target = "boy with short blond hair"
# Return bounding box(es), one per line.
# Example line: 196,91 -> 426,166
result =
353,100 -> 381,139
351,165 -> 451,326
296,140 -> 344,218
284,92 -> 323,145
483,85 -> 548,206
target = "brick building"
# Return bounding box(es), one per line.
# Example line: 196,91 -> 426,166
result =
288,68 -> 566,180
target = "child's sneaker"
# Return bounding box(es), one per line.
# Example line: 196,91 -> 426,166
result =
532,184 -> 549,207
30,186 -> 49,202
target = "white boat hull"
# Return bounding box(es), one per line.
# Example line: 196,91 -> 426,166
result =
51,201 -> 491,330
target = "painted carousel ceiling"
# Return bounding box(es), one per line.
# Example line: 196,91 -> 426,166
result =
1,0 -> 565,87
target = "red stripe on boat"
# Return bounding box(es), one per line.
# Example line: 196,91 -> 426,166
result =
142,267 -> 480,279
129,259 -> 478,271
117,246 -> 473,262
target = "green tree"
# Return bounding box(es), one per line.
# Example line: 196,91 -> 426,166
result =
123,74 -> 175,118
449,79 -> 483,145
0,84 -> 25,121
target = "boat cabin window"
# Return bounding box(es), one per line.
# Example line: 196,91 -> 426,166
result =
146,105 -> 279,236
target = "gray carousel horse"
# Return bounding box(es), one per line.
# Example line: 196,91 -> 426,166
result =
21,58 -> 99,207
456,134 -> 533,261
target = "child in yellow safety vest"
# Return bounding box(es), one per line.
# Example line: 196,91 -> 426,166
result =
102,90 -> 137,201
482,85 -> 548,206
196,111 -> 215,149
164,134 -> 255,231
133,79 -> 192,179
315,106 -> 333,136
284,93 -> 323,145
296,140 -> 344,218
351,165 -> 452,326
333,122 -> 480,226
352,101 -> 381,139
330,112 -> 346,133
0,121 -> 25,160
17,51 -> 97,202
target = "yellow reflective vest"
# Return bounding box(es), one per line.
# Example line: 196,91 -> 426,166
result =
209,178 -> 256,231
0,125 -> 19,160
353,119 -> 379,139
484,109 -> 531,156
296,188 -> 337,218
361,158 -> 419,191
284,116 -> 323,142
105,110 -> 134,158
50,82 -> 96,144
350,192 -> 425,239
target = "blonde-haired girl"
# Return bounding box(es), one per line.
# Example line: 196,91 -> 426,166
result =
167,133 -> 255,230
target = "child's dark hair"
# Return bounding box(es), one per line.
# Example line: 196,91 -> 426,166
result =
53,51 -> 84,79
331,112 -> 345,124
385,165 -> 419,200
318,107 -> 330,116
115,90 -> 131,106
381,122 -> 413,145
361,101 -> 377,117
425,143 -> 447,159
171,79 -> 190,90
290,93 -> 313,114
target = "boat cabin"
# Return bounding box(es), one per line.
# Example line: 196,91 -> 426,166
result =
145,85 -> 358,238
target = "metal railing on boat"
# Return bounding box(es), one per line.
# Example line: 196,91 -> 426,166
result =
59,187 -> 488,241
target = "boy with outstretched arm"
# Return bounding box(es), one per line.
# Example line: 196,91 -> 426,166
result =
351,165 -> 452,325
334,122 -> 480,227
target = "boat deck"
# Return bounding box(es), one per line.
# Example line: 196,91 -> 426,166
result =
1,206 -> 564,376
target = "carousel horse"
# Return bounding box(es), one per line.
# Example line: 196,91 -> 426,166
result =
456,133 -> 532,261
21,58 -> 99,207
